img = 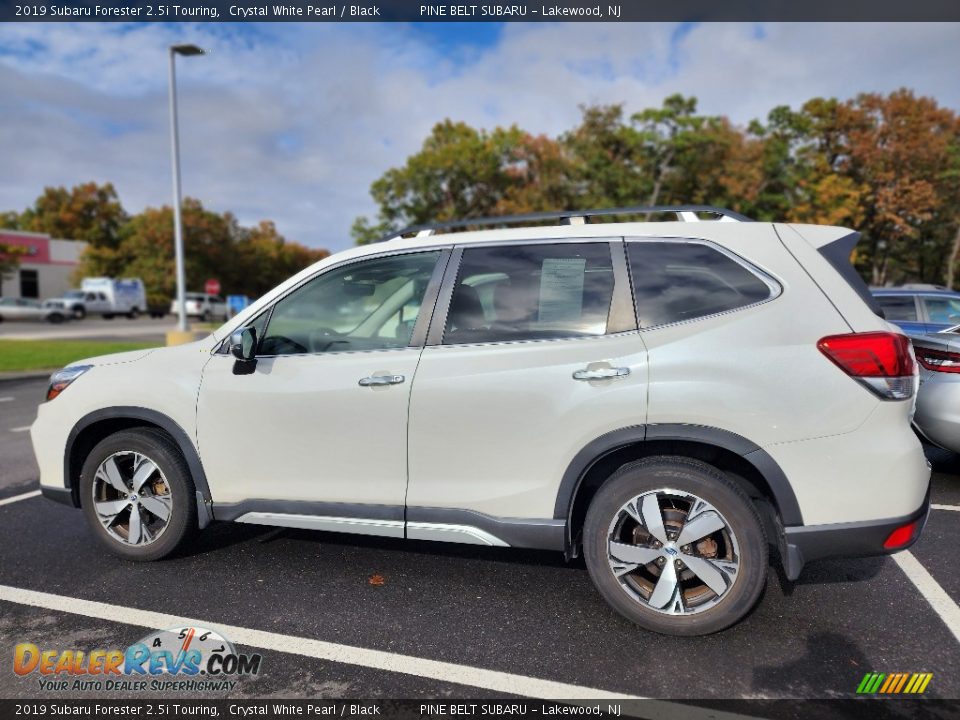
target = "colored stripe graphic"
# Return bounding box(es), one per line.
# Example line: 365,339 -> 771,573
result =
857,672 -> 932,694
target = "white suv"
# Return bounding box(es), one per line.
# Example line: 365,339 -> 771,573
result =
170,293 -> 228,322
31,206 -> 931,635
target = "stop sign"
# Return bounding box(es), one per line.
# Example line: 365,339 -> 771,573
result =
204,278 -> 221,296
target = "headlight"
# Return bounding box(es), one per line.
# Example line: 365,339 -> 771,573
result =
46,365 -> 92,402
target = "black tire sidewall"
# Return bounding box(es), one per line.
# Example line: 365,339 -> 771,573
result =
79,429 -> 197,561
583,457 -> 768,636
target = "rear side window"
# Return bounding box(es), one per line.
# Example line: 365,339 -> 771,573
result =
875,295 -> 919,322
443,243 -> 614,345
922,296 -> 960,325
627,241 -> 773,327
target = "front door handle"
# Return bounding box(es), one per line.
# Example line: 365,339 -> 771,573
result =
358,374 -> 405,387
572,367 -> 630,381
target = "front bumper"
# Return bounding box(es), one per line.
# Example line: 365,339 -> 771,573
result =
781,483 -> 931,581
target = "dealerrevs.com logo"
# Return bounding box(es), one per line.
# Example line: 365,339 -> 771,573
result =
14,626 -> 262,692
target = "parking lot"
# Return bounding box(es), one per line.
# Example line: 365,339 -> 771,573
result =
1,375 -> 959,704
0,316 -> 173,344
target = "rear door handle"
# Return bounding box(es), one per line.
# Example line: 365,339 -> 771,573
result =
572,367 -> 630,381
358,375 -> 405,387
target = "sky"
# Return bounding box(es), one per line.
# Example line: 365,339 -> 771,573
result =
1,21 -> 958,252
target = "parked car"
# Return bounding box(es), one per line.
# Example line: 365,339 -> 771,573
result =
41,299 -> 74,323
871,286 -> 960,335
170,293 -> 228,322
52,289 -> 100,319
0,297 -> 66,323
32,206 -> 930,636
909,325 -> 960,454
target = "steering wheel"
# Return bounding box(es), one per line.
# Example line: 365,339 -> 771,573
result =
262,335 -> 308,355
307,327 -> 347,353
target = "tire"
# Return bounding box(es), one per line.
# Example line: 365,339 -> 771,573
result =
583,456 -> 768,636
128,307 -> 140,320
80,428 -> 198,561
47,313 -> 64,324
201,310 -> 210,322
74,306 -> 86,320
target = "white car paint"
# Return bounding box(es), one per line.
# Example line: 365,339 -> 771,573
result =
31,217 -> 931,589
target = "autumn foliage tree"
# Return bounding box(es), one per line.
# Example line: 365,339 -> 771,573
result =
354,90 -> 960,287
3,184 -> 329,305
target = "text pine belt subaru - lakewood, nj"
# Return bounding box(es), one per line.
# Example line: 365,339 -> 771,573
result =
31,206 -> 931,635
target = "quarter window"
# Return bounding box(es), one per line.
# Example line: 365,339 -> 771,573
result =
443,243 -> 615,345
627,241 -> 773,327
260,251 -> 441,356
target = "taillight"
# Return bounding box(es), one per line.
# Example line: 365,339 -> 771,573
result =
817,332 -> 916,400
914,347 -> 960,374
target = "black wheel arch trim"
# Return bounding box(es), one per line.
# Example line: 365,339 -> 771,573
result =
553,423 -> 804,542
62,407 -> 213,529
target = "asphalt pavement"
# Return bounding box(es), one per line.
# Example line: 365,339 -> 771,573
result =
1,375 -> 958,705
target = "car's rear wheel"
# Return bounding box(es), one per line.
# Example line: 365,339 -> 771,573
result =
583,456 -> 767,635
47,313 -> 64,324
74,306 -> 86,319
80,429 -> 197,561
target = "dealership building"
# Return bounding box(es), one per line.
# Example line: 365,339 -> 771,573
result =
0,230 -> 87,300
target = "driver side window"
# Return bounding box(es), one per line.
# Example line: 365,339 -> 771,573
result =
260,251 -> 441,356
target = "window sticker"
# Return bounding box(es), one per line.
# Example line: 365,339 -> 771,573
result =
538,257 -> 586,324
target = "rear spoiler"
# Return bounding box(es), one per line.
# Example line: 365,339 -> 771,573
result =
817,232 -> 885,319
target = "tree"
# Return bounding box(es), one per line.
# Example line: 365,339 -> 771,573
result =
355,90 -> 960,288
0,243 -> 28,280
18,182 -> 127,245
78,198 -> 328,307
352,120 -> 574,243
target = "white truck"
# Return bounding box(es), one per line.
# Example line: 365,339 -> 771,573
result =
76,277 -> 147,319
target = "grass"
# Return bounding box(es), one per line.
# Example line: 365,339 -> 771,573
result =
0,340 -> 160,373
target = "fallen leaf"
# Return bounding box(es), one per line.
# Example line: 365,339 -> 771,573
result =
368,574 -> 386,586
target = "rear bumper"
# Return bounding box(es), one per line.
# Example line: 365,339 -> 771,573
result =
782,483 -> 931,581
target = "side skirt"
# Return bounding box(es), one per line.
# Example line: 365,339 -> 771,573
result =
224,502 -> 565,551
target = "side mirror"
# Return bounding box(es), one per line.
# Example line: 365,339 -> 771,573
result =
230,327 -> 258,375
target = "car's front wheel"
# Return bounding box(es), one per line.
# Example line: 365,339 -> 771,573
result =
80,428 -> 197,561
583,456 -> 768,635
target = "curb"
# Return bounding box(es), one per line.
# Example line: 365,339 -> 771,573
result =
0,371 -> 54,383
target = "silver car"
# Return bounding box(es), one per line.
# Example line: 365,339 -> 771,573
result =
0,297 -> 66,323
912,325 -> 960,453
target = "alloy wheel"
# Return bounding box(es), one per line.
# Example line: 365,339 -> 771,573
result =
91,451 -> 173,546
606,488 -> 740,615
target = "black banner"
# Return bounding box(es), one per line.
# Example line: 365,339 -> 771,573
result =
2,700 -> 960,720
2,0 -> 959,23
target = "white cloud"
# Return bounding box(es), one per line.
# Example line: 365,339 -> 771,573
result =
1,22 -> 957,252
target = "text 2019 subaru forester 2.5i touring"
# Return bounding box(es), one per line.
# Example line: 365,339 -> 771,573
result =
32,205 -> 930,635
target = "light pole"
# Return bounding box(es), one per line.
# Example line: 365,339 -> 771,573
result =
168,44 -> 204,333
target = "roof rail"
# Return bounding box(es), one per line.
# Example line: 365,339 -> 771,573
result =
375,205 -> 752,243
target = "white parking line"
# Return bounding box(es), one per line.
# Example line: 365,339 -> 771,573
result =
0,397 -> 13,402
0,490 -> 41,507
9,426 -> 31,433
892,551 -> 960,645
931,503 -> 960,512
0,584 -> 755,718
